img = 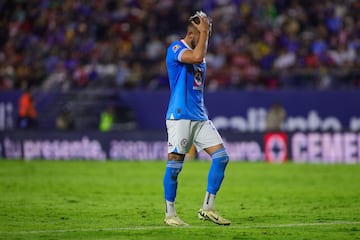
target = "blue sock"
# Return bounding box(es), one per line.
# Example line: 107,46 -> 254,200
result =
207,148 -> 229,195
163,160 -> 183,202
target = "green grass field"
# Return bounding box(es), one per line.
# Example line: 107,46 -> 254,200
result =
0,160 -> 359,240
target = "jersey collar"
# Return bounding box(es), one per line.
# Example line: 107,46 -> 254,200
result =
180,39 -> 192,50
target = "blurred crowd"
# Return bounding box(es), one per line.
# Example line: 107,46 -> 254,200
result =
0,0 -> 360,91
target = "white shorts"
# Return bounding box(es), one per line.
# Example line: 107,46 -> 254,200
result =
166,119 -> 223,154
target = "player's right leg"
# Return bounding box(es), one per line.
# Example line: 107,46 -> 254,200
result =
163,120 -> 193,226
163,153 -> 188,226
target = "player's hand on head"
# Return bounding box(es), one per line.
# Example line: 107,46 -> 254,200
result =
190,11 -> 211,34
192,16 -> 210,33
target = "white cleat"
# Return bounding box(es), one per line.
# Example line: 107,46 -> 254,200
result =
164,215 -> 189,226
198,208 -> 231,225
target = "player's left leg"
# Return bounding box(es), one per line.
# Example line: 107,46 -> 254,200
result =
198,144 -> 231,225
194,120 -> 231,225
204,144 -> 229,204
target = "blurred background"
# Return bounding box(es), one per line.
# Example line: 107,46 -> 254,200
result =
0,0 -> 360,163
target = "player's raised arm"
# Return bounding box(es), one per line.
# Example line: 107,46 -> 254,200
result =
180,13 -> 211,64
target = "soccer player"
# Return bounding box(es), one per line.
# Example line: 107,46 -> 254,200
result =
163,11 -> 231,226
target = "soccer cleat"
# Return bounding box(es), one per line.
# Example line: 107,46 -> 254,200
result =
164,215 -> 189,226
198,208 -> 231,225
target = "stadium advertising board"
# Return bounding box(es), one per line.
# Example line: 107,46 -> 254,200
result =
1,90 -> 360,131
264,132 -> 288,163
119,90 -> 360,131
1,131 -> 359,163
291,132 -> 360,164
0,131 -> 263,161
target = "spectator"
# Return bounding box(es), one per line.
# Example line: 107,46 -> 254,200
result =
55,109 -> 73,130
0,0 -> 359,91
99,105 -> 114,132
17,86 -> 37,129
266,103 -> 286,131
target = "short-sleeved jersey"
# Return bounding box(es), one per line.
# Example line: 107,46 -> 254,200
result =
165,39 -> 208,121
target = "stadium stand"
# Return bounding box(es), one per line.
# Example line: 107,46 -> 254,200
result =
0,0 -> 359,92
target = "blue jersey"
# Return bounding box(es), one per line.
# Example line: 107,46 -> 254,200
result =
165,40 -> 208,121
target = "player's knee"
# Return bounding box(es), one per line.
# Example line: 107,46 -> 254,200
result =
165,160 -> 184,180
211,148 -> 229,165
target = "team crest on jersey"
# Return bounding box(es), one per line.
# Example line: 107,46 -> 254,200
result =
193,67 -> 203,90
172,44 -> 180,53
180,138 -> 188,148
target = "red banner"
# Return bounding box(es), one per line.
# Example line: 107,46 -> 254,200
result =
264,132 -> 288,163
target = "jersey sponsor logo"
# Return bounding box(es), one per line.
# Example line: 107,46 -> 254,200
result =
172,44 -> 181,53
193,67 -> 203,90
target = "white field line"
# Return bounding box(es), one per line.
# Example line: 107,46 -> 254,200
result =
1,221 -> 360,235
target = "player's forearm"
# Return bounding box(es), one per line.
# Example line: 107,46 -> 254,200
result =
193,31 -> 209,62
